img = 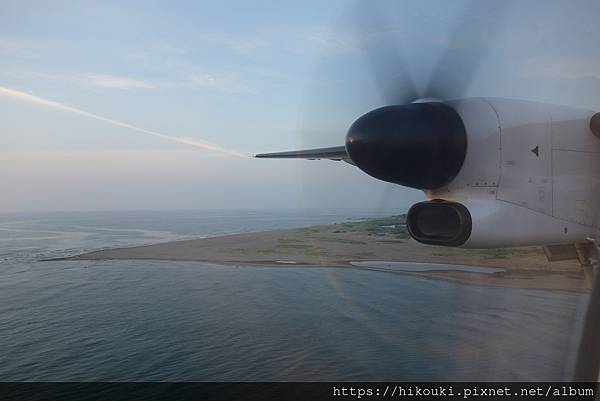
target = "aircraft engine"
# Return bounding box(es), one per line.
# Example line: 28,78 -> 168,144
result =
401,98 -> 600,248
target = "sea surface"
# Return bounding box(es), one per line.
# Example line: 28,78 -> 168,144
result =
0,210 -> 590,381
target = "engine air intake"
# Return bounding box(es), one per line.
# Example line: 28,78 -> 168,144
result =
407,200 -> 472,246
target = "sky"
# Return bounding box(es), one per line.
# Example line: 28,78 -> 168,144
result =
1,0 -> 600,212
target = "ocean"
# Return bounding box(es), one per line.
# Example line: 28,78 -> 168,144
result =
0,210 -> 589,381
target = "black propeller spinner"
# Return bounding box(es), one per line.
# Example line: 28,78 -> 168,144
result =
344,101 -> 466,190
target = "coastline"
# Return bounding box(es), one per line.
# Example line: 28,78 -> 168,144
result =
62,216 -> 589,293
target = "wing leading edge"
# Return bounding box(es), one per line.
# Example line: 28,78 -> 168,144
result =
255,146 -> 352,163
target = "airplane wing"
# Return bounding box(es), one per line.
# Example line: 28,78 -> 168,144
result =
255,146 -> 353,164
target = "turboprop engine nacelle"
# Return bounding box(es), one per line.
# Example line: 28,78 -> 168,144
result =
407,198 -> 596,248
405,98 -> 600,248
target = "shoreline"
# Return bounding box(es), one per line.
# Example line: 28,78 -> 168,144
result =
60,216 -> 590,294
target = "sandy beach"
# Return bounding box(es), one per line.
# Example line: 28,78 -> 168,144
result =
64,216 -> 589,293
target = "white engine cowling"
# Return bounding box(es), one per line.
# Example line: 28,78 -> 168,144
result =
406,98 -> 600,248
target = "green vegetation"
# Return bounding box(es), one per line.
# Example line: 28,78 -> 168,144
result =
336,215 -> 409,238
479,247 -> 543,259
278,238 -> 306,244
255,249 -> 278,254
299,227 -> 320,234
319,237 -> 367,245
351,251 -> 375,258
277,244 -> 313,250
376,239 -> 405,244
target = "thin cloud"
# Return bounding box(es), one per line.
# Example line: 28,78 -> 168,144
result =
522,58 -> 600,80
198,33 -> 268,57
0,35 -> 44,58
0,85 -> 250,158
79,73 -> 159,90
188,72 -> 256,94
306,27 -> 407,55
10,71 -> 163,91
308,31 -> 361,54
12,69 -> 257,94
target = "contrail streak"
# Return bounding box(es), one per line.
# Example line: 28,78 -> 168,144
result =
0,85 -> 249,157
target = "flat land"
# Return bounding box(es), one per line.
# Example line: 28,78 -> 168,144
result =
65,216 -> 589,293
